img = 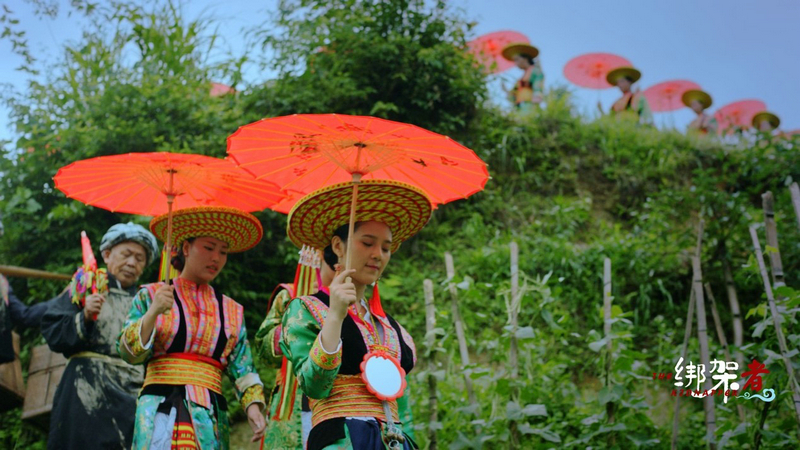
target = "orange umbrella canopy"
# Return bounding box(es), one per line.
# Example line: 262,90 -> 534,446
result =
54,152 -> 285,215
642,80 -> 701,112
713,100 -> 767,135
467,30 -> 530,74
226,114 -> 490,210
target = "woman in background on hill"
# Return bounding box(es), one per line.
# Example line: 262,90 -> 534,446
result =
602,66 -> 653,125
752,111 -> 780,133
501,43 -> 544,112
683,89 -> 718,135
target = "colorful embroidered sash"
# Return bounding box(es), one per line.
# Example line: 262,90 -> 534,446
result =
143,354 -> 223,394
309,375 -> 399,427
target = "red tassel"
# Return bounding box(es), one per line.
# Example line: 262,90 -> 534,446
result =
369,280 -> 386,318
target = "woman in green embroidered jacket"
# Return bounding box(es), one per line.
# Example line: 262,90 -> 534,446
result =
279,180 -> 433,450
501,43 -> 544,112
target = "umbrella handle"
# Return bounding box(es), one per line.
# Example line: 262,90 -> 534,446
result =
344,174 -> 362,281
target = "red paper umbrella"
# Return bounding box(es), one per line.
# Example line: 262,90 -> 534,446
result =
642,80 -> 702,112
780,129 -> 800,138
563,53 -> 632,89
227,113 -> 489,207
210,82 -> 235,97
713,100 -> 767,134
467,30 -> 529,74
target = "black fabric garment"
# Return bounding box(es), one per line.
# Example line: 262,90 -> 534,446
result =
0,276 -> 57,363
305,291 -> 418,450
139,287 -> 229,412
41,273 -> 144,450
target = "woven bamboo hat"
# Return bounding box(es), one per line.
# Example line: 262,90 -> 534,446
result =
751,111 -> 780,129
682,89 -> 713,109
501,43 -> 540,61
150,206 -> 263,253
606,66 -> 641,85
287,180 -> 433,252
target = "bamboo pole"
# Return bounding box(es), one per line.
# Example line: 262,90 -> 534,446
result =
671,289 -> 696,450
509,242 -> 520,449
0,265 -> 71,281
444,252 -> 479,414
423,279 -> 438,450
704,282 -> 746,422
671,220 -> 705,449
509,242 -> 520,380
692,255 -> 717,450
761,192 -> 785,288
603,257 -> 616,446
789,182 -> 800,231
749,226 -> 800,428
722,258 -> 744,371
603,257 -> 613,383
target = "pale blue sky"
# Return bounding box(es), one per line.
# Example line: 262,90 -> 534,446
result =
2,0 -> 799,144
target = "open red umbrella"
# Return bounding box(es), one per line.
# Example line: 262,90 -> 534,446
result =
210,82 -> 235,97
227,113 -> 489,272
781,129 -> 800,138
227,114 -> 489,208
564,53 -> 632,89
466,30 -> 529,74
642,80 -> 702,112
55,152 -> 285,281
713,100 -> 767,135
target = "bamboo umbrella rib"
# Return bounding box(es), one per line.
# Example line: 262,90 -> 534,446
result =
109,183 -> 152,212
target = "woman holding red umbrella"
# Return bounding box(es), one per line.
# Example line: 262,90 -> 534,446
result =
280,180 -> 432,450
603,66 -> 653,125
682,89 -> 718,135
118,206 -> 267,449
501,43 -> 544,111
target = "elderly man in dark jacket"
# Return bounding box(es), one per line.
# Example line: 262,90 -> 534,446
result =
41,222 -> 158,450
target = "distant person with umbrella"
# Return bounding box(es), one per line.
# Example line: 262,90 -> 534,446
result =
752,111 -> 781,133
682,89 -> 718,135
118,206 -> 267,448
41,222 -> 159,450
501,43 -> 544,111
602,66 -> 653,125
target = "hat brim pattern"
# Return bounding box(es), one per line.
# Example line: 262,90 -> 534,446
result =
606,67 -> 641,85
501,43 -> 540,61
150,206 -> 263,253
681,90 -> 712,109
287,180 -> 433,252
752,112 -> 780,129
